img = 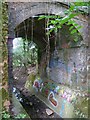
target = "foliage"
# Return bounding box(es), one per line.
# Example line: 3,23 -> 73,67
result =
15,113 -> 26,118
13,38 -> 38,67
2,110 -> 10,119
2,109 -> 27,119
38,2 -> 88,42
1,1 -> 10,117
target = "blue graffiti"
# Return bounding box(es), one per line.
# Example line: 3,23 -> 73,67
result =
60,100 -> 66,117
49,58 -> 66,70
49,58 -> 58,68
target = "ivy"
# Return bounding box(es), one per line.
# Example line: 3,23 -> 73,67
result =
38,2 -> 88,42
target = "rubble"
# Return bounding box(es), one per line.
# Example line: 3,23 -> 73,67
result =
45,108 -> 54,116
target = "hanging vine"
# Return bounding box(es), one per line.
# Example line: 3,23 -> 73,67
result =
45,3 -> 51,78
38,2 -> 89,42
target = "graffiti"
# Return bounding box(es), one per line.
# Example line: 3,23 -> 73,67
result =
49,49 -> 86,87
41,82 -> 58,97
41,87 -> 49,97
49,53 -> 69,85
48,92 -> 58,107
42,81 -> 60,95
70,94 -> 77,104
60,100 -> 66,117
33,80 -> 40,92
50,86 -> 60,95
49,57 -> 66,71
33,78 -> 42,92
32,77 -> 77,105
61,91 -> 72,102
41,81 -> 50,97
40,82 -> 44,92
60,89 -> 77,104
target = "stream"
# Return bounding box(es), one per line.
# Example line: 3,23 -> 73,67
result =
13,87 -> 62,120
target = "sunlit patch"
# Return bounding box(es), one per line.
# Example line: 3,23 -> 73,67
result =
13,37 -> 22,49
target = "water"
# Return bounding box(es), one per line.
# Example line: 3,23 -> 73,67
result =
13,87 -> 61,119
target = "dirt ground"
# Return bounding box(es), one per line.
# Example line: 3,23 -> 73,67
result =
13,67 -> 62,119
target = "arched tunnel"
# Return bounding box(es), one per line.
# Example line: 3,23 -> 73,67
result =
15,16 -> 56,64
8,1 -> 89,119
14,14 -> 83,66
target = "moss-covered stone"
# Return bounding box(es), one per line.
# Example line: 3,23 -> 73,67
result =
25,73 -> 36,89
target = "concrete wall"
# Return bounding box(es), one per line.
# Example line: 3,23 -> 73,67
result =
49,47 -> 87,90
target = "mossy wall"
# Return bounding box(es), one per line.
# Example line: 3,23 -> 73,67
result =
25,25 -> 89,118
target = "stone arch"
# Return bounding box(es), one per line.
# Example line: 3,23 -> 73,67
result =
8,2 -> 88,45
8,2 -> 89,92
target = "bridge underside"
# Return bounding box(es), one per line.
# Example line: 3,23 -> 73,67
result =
8,2 -> 89,119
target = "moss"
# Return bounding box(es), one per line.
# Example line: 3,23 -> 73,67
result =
0,88 -> 9,104
25,74 -> 36,89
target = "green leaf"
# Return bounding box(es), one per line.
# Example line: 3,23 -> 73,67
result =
60,17 -> 70,25
47,28 -> 54,35
71,29 -> 77,34
78,32 -> 81,36
74,38 -> 78,42
67,20 -> 74,25
38,15 -> 45,20
64,10 -> 70,15
57,25 -> 61,28
51,20 -> 57,24
72,23 -> 79,26
69,5 -> 75,11
74,2 -> 89,6
69,26 -> 74,30
69,13 -> 78,19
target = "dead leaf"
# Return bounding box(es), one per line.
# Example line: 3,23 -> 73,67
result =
4,99 -> 10,111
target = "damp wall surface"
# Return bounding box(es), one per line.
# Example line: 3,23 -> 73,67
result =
34,28 -> 89,118
49,47 -> 87,91
25,45 -> 89,118
39,24 -> 88,92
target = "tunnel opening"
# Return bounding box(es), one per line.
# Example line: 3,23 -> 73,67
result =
6,1 -> 89,119
11,13 -> 88,119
